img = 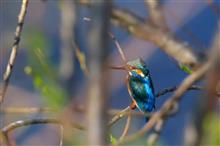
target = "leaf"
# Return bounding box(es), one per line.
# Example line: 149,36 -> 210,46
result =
109,134 -> 117,144
179,63 -> 193,74
25,65 -> 67,109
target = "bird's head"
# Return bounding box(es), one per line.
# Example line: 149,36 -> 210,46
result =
126,58 -> 149,78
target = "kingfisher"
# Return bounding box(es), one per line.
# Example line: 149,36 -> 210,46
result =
126,58 -> 156,122
107,32 -> 155,122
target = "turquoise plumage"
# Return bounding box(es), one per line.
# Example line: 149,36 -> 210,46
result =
126,58 -> 155,122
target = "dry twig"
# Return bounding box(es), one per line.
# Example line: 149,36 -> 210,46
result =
1,118 -> 85,146
119,110 -> 131,141
0,0 -> 29,103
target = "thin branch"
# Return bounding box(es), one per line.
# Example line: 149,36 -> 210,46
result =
108,106 -> 130,126
83,17 -> 127,63
0,107 -> 55,114
1,118 -> 85,146
59,0 -> 75,81
119,110 -> 131,141
111,8 -> 199,68
108,32 -> 127,63
113,62 -> 211,145
1,119 -> 85,133
155,85 -> 203,97
0,0 -> 29,103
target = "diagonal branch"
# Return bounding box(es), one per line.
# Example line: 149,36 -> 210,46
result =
111,8 -> 199,68
0,0 -> 29,103
113,61 -> 211,145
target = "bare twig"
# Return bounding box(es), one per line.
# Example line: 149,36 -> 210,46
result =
155,85 -> 203,97
0,0 -> 29,103
1,118 -> 85,146
113,62 -> 211,145
111,8 -> 199,68
119,110 -> 131,141
1,119 -> 85,133
108,106 -> 130,126
0,107 -> 55,114
108,32 -> 127,63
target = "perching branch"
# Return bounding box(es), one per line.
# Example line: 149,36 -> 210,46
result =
0,0 -> 29,103
113,61 -> 211,145
108,106 -> 131,126
108,84 -> 204,128
155,85 -> 203,97
119,110 -> 131,141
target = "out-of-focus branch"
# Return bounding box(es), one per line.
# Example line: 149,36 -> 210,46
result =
119,110 -> 131,141
108,106 -> 130,126
1,119 -> 85,133
86,1 -> 111,145
1,106 -> 149,117
111,8 -> 199,68
195,23 -> 220,146
0,0 -> 29,103
147,118 -> 164,145
114,61 -> 211,145
0,107 -> 55,114
1,118 -> 85,146
59,0 -> 75,82
144,0 -> 168,30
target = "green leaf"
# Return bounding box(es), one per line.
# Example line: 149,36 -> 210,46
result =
24,29 -> 67,110
109,134 -> 117,144
179,63 -> 193,74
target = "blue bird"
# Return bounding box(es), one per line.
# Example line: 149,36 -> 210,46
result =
126,58 -> 155,122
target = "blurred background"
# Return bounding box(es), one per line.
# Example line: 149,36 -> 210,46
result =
0,0 -> 219,146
